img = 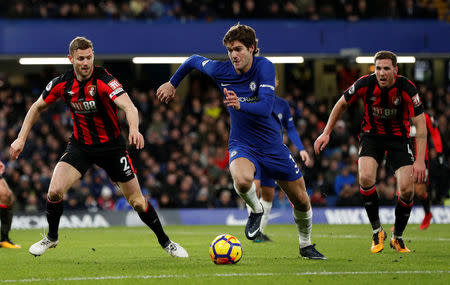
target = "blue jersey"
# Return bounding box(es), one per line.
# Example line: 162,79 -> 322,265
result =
273,96 -> 305,152
170,55 -> 302,183
170,55 -> 280,152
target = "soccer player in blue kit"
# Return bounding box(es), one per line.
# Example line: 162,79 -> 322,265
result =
251,95 -> 312,242
157,23 -> 325,259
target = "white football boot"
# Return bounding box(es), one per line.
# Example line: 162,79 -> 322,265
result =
164,241 -> 188,258
29,236 -> 58,256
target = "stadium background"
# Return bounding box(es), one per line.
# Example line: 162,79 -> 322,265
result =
0,0 -> 449,227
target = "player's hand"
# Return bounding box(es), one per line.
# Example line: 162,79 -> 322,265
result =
314,133 -> 329,155
10,138 -> 25,160
128,129 -> 144,149
0,161 -> 5,175
223,88 -> 240,110
156,82 -> 176,104
299,150 -> 311,167
412,160 -> 426,183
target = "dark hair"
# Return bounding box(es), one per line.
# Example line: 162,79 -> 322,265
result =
374,50 -> 397,66
69,36 -> 93,56
223,23 -> 259,55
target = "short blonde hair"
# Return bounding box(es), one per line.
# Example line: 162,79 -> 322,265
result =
69,36 -> 93,56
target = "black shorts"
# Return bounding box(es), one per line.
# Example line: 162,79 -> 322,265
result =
358,135 -> 414,171
59,137 -> 136,183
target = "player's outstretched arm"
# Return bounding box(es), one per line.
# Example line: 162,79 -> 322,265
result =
10,96 -> 49,160
411,113 -> 427,183
314,96 -> 348,155
114,93 -> 144,149
156,81 -> 176,104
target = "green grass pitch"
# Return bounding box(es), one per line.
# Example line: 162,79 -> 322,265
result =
1,224 -> 449,284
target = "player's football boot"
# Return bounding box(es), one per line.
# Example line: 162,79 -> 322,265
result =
0,239 -> 21,249
371,229 -> 386,253
29,236 -> 58,256
419,212 -> 432,230
253,232 -> 272,243
390,237 -> 410,253
299,244 -> 326,260
164,241 -> 188,258
245,208 -> 264,240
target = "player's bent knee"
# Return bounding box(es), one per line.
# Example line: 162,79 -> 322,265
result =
233,176 -> 253,192
129,198 -> 146,212
399,187 -> 414,200
47,191 -> 63,202
359,174 -> 375,188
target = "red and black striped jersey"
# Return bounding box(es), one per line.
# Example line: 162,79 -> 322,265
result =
344,73 -> 423,139
41,66 -> 126,145
412,112 -> 443,160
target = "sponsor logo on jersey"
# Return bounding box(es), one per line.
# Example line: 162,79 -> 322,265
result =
238,95 -> 258,103
412,94 -> 421,107
249,81 -> 256,91
372,106 -> 397,118
87,85 -> 97,97
70,100 -> 98,114
221,83 -> 231,87
108,79 -> 122,90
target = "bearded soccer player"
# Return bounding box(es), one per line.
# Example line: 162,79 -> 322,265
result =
157,24 -> 325,259
314,51 -> 426,253
10,37 -> 188,258
0,161 -> 20,249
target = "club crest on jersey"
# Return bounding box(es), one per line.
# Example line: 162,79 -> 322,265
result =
249,81 -> 256,91
87,85 -> 97,97
392,96 -> 401,106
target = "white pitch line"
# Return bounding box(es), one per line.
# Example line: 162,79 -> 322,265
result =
1,271 -> 449,283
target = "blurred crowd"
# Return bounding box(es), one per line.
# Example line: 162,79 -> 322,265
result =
1,0 -> 447,21
0,61 -> 449,213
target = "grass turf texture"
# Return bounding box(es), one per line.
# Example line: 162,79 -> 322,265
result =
0,224 -> 449,284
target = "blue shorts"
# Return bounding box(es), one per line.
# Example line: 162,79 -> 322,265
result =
229,143 -> 302,184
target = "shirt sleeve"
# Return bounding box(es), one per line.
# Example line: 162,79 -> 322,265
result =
97,68 -> 126,101
41,76 -> 64,104
343,74 -> 370,105
425,113 -> 443,153
404,78 -> 424,117
279,99 -> 304,151
170,55 -> 218,87
238,59 -> 275,117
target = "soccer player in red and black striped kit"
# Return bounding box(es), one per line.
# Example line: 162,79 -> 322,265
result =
411,112 -> 443,230
9,37 -> 188,258
0,161 -> 21,249
314,51 -> 426,253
